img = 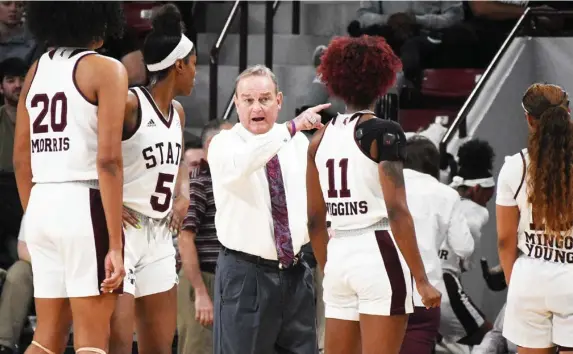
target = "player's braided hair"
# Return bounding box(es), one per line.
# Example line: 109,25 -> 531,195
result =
523,83 -> 573,236
26,2 -> 123,48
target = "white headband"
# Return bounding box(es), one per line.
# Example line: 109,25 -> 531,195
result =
146,34 -> 194,72
449,176 -> 495,189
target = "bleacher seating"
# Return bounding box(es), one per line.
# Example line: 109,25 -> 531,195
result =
399,109 -> 457,133
421,68 -> 484,98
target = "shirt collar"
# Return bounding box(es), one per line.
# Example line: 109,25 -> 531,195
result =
235,122 -> 279,139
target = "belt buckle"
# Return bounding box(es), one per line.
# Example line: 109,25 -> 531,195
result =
279,256 -> 299,270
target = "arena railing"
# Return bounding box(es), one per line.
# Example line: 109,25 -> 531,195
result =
208,1 -> 301,121
439,7 -> 573,167
209,0 -> 247,121
438,7 -> 532,167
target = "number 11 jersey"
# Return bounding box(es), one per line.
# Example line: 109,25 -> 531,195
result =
314,112 -> 389,231
122,87 -> 182,219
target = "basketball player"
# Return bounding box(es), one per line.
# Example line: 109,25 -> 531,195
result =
306,35 -> 441,354
12,3 -> 127,354
401,136 -> 475,354
437,139 -> 495,353
497,83 -> 573,353
108,5 -> 194,354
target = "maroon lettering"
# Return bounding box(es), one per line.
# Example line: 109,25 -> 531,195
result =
525,233 -> 573,264
142,142 -> 182,170
150,172 -> 175,212
31,92 -> 68,134
325,201 -> 368,216
326,158 -> 351,198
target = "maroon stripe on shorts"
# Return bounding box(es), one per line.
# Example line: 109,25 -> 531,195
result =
89,189 -> 124,295
375,230 -> 407,315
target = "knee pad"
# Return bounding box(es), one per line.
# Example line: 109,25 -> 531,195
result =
76,347 -> 107,354
31,340 -> 56,354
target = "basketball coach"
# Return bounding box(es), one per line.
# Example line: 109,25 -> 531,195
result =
208,64 -> 330,354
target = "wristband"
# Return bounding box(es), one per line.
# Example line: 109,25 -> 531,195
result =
289,120 -> 296,137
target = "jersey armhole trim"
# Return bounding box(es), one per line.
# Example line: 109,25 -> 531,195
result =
514,150 -> 526,200
122,88 -> 143,142
312,120 -> 332,160
72,52 -> 98,106
24,58 -> 42,104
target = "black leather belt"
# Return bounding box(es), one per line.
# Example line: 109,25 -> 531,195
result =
222,246 -> 301,270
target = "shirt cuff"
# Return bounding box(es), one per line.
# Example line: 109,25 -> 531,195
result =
496,198 -> 518,207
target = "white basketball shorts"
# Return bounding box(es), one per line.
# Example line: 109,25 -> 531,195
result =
25,182 -> 125,298
439,270 -> 486,342
122,208 -> 177,298
323,228 -> 413,321
503,255 -> 573,349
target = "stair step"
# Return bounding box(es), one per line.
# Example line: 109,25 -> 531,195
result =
196,33 -> 331,66
178,64 -> 316,130
203,1 -> 358,36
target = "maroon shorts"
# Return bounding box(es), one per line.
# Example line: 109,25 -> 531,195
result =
400,306 -> 441,354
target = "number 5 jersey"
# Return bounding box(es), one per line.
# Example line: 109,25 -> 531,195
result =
122,86 -> 182,219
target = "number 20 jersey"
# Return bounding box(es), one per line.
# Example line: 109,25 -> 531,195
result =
314,113 -> 389,231
122,87 -> 182,219
26,49 -> 100,183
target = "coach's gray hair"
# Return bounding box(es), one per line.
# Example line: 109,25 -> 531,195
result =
234,64 -> 279,95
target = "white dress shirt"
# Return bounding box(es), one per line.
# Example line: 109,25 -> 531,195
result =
208,123 -> 310,260
404,169 -> 474,306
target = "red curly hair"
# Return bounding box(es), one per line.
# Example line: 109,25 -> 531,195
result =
317,35 -> 402,108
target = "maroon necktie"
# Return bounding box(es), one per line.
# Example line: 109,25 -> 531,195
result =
265,155 -> 295,266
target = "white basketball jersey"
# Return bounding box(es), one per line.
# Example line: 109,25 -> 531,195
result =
26,48 -> 99,183
122,87 -> 182,219
315,112 -> 388,231
440,198 -> 488,274
511,149 -> 573,264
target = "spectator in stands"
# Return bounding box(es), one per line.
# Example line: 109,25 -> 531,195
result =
0,57 -> 26,270
0,217 -> 35,354
177,119 -> 231,354
0,2 -> 39,65
183,136 -> 205,171
348,1 -> 467,86
467,1 -> 552,67
401,136 -> 474,354
301,45 -> 345,126
172,136 -> 206,275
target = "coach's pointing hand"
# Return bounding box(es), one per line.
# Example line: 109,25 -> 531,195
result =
288,103 -> 331,134
101,249 -> 125,293
417,280 -> 441,309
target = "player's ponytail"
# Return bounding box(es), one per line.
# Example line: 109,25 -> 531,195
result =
143,4 -> 195,83
523,84 -> 573,236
